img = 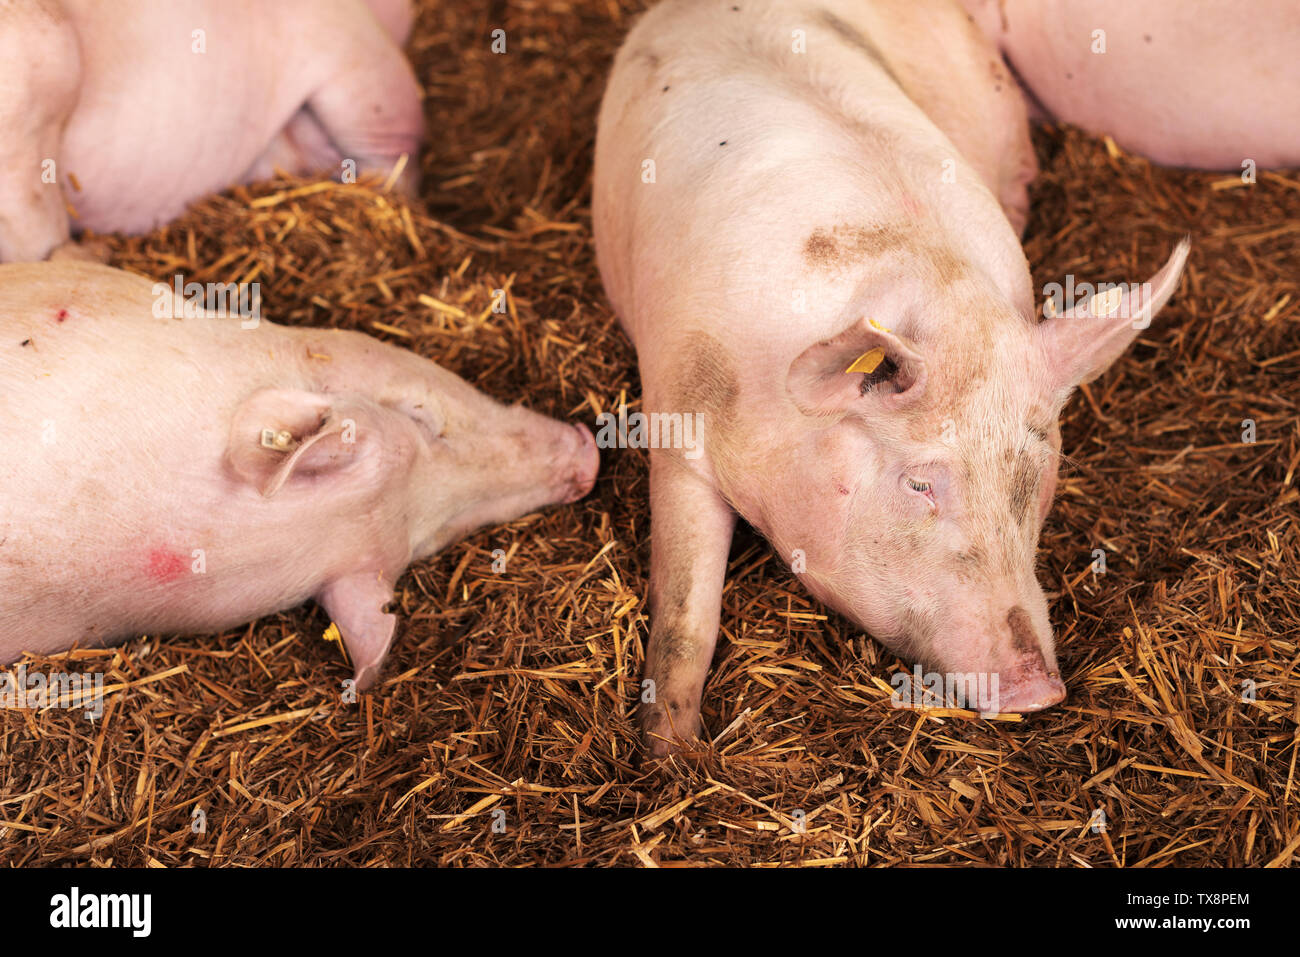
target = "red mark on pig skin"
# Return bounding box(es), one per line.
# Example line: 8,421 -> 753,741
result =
55,309 -> 69,323
145,547 -> 188,583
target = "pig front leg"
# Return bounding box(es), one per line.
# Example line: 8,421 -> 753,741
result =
318,573 -> 397,692
296,21 -> 425,196
640,453 -> 736,757
359,0 -> 416,47
0,0 -> 81,262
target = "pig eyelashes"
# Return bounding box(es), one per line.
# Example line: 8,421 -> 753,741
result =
904,475 -> 937,507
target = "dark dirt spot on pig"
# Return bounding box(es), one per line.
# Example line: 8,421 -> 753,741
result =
1144,34 -> 1152,43
679,330 -> 739,421
1006,606 -> 1039,656
651,629 -> 703,669
953,546 -> 988,582
816,9 -> 902,87
1008,450 -> 1038,525
802,223 -> 908,270
803,223 -> 969,288
650,570 -> 692,625
923,243 -> 969,287
804,230 -> 839,267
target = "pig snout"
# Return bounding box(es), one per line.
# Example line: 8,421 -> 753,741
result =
558,423 -> 600,503
983,606 -> 1067,713
502,412 -> 599,508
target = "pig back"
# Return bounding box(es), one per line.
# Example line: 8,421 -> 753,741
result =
594,0 -> 1031,368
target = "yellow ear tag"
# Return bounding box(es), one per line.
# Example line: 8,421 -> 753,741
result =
323,622 -> 342,645
845,347 -> 886,374
867,318 -> 891,332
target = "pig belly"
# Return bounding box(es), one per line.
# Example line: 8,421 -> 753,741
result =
993,0 -> 1300,169
56,0 -> 317,234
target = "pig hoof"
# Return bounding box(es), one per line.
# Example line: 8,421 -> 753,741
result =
640,698 -> 703,758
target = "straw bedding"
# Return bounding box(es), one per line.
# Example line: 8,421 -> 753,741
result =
1,0 -> 1297,866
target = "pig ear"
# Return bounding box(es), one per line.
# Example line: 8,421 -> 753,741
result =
226,389 -> 375,497
1040,238 -> 1190,389
787,317 -> 926,417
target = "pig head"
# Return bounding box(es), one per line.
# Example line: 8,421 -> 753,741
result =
637,240 -> 1188,753
0,262 -> 599,689
766,240 -> 1190,711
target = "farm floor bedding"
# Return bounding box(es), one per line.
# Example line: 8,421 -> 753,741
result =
0,0 -> 1297,866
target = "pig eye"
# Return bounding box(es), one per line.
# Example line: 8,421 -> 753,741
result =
906,478 -> 932,494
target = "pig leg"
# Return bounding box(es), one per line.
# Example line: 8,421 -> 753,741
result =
359,0 -> 416,46
296,23 -> 424,196
247,0 -> 416,184
640,453 -> 737,757
317,573 -> 397,691
999,132 -> 1038,237
243,109 -> 343,184
0,0 -> 81,262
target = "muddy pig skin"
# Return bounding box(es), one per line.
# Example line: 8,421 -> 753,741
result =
0,262 -> 600,688
960,0 -> 1300,169
0,0 -> 424,262
593,0 -> 1189,754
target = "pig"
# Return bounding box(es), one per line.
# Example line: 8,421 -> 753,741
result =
0,262 -> 600,688
959,0 -> 1300,169
0,0 -> 424,263
593,0 -> 1189,754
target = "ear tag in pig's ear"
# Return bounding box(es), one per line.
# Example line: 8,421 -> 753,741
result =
788,318 -> 925,417
1090,285 -> 1124,317
260,428 -> 297,451
259,415 -> 347,498
845,347 -> 886,375
228,389 -> 376,497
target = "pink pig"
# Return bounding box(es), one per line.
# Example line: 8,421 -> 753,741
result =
594,0 -> 1189,754
0,262 -> 599,688
960,0 -> 1300,169
0,0 -> 424,262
